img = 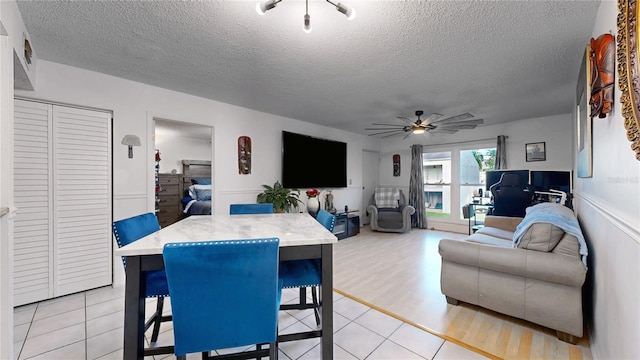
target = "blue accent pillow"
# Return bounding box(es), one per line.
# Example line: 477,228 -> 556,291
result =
194,188 -> 212,201
193,177 -> 212,185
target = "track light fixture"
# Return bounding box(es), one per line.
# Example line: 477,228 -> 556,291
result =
256,0 -> 355,33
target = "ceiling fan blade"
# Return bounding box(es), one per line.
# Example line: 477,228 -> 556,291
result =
438,124 -> 477,130
365,127 -> 403,130
430,128 -> 459,134
430,113 -> 474,124
437,119 -> 483,126
367,129 -> 406,136
402,132 -> 412,140
381,131 -> 406,138
372,123 -> 404,126
395,116 -> 414,125
423,113 -> 443,124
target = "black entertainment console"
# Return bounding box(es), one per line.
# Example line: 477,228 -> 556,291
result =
333,211 -> 360,240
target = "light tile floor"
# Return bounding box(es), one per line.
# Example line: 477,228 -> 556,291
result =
13,286 -> 489,360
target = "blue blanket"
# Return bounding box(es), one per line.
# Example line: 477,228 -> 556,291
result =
513,203 -> 588,269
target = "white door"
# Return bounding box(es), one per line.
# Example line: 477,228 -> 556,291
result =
361,150 -> 379,225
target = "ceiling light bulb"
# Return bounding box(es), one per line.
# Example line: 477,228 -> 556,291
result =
413,128 -> 425,135
303,14 -> 312,33
336,3 -> 356,20
256,0 -> 277,15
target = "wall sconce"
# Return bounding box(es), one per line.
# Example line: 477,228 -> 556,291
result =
121,135 -> 141,159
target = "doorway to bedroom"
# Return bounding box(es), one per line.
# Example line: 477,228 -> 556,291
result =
153,118 -> 213,227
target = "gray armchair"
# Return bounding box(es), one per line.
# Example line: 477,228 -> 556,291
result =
366,188 -> 415,233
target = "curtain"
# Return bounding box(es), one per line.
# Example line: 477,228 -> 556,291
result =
495,135 -> 507,169
409,144 -> 427,228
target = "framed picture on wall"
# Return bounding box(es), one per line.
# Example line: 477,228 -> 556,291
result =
526,142 -> 546,162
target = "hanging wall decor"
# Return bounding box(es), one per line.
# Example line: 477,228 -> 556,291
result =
617,0 -> 640,160
589,33 -> 615,118
238,136 -> 252,174
393,154 -> 401,176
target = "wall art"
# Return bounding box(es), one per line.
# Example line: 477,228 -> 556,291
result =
589,33 -> 615,118
238,136 -> 251,174
617,0 -> 640,160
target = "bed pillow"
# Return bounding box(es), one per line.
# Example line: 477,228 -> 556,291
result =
194,188 -> 212,201
188,184 -> 211,199
192,177 -> 211,185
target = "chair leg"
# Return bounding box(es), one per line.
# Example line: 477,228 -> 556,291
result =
311,286 -> 320,326
268,342 -> 278,360
299,287 -> 307,306
149,297 -> 164,345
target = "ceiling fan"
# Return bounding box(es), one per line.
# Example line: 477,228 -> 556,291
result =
365,110 -> 484,139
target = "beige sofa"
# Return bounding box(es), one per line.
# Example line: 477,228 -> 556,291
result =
439,212 -> 587,344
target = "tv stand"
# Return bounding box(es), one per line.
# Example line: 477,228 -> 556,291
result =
333,211 -> 360,240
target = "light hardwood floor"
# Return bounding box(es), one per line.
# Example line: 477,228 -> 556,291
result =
333,227 -> 592,360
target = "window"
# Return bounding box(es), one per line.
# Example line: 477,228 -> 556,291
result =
459,148 -> 496,222
423,151 -> 451,218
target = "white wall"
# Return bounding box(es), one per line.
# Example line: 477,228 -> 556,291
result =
379,114 -> 574,232
15,60 -> 381,220
579,2 -> 640,359
154,132 -> 212,174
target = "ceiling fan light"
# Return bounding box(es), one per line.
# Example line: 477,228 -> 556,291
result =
412,127 -> 425,135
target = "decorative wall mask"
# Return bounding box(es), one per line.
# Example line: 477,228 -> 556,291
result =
617,0 -> 640,160
238,136 -> 252,174
589,33 -> 615,118
393,154 -> 400,176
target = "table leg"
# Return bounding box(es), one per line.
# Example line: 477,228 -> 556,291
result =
123,256 -> 146,360
320,244 -> 334,359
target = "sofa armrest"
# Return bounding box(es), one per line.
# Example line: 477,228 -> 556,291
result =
402,205 -> 416,217
484,216 -> 523,232
439,239 -> 585,287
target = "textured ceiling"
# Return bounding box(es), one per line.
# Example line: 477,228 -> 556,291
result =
17,0 -> 601,137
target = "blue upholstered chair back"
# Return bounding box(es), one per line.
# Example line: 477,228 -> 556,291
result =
112,213 -> 168,297
230,203 -> 274,214
316,209 -> 336,232
163,239 -> 281,356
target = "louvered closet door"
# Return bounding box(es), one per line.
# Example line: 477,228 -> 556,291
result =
13,99 -> 113,305
13,100 -> 54,305
52,105 -> 112,296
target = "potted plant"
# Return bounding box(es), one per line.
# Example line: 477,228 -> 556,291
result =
256,181 -> 300,213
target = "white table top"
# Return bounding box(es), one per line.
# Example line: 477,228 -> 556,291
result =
115,213 -> 338,256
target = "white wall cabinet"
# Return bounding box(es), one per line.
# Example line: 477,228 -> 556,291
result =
13,99 -> 112,306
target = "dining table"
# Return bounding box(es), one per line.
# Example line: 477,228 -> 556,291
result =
114,212 -> 338,360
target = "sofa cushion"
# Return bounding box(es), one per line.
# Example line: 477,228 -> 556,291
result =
466,233 -> 513,248
475,227 -> 514,240
516,222 -> 565,252
551,234 -> 581,259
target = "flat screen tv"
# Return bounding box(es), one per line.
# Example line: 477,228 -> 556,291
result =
530,170 -> 572,193
282,131 -> 347,188
485,169 -> 529,191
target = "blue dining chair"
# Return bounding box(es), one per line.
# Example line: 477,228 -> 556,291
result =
112,213 -> 171,346
230,203 -> 274,214
280,209 -> 336,326
163,238 -> 281,359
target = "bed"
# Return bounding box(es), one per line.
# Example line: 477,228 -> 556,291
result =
180,160 -> 212,215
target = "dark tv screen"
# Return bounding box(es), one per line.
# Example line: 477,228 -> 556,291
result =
530,170 -> 572,193
282,131 -> 347,188
485,170 -> 529,190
